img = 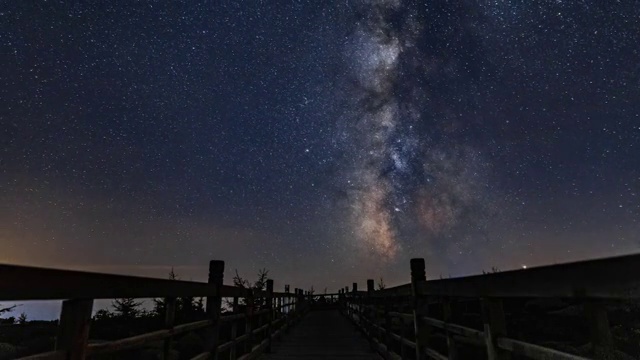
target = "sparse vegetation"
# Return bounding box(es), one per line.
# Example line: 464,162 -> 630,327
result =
17,313 -> 27,325
111,297 -> 143,320
230,268 -> 270,310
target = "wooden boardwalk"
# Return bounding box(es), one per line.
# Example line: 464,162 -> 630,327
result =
261,309 -> 382,359
6,255 -> 640,359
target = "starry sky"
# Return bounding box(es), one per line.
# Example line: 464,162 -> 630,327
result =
1,1 -> 639,318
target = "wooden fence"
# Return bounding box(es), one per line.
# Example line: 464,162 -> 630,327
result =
4,253 -> 640,360
0,261 -> 308,360
340,253 -> 640,360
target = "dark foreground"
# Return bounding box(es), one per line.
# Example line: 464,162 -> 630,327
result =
261,309 -> 382,360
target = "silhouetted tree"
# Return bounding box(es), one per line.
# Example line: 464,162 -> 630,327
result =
112,297 -> 142,319
232,268 -> 269,309
93,309 -> 114,321
17,312 -> 27,324
152,268 -> 179,317
152,268 -> 205,321
377,277 -> 386,290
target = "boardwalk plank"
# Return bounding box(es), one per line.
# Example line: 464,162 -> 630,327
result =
261,309 -> 382,359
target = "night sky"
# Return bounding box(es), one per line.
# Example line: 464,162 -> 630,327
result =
1,1 -> 639,318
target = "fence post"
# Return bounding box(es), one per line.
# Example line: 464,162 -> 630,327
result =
352,283 -> 358,320
443,298 -> 458,360
56,299 -> 93,360
228,289 -> 239,359
345,287 -> 350,317
384,295 -> 392,352
585,300 -> 613,353
205,260 -> 225,358
400,314 -> 409,359
163,297 -> 176,360
266,279 -> 274,353
297,289 -> 304,313
284,285 -> 289,315
411,258 -> 429,360
245,289 -> 255,355
482,297 -> 510,360
284,285 -> 291,333
230,318 -> 238,360
366,279 -> 375,339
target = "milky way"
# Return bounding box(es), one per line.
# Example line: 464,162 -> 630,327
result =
342,0 -> 493,261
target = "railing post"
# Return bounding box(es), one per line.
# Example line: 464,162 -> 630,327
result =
245,289 -> 254,355
384,295 -> 392,352
411,258 -> 429,360
481,297 -> 510,360
585,300 -> 613,354
284,285 -> 291,333
206,260 -> 225,359
294,288 -> 299,314
345,287 -> 350,317
163,297 -> 176,360
266,279 -> 274,353
400,314 -> 409,359
284,285 -> 289,315
56,299 -> 93,360
230,319 -> 238,360
352,283 -> 358,320
443,297 -> 458,360
297,289 -> 304,312
231,292 -> 239,359
366,279 -> 374,339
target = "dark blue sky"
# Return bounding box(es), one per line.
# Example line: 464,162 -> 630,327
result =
1,1 -> 639,318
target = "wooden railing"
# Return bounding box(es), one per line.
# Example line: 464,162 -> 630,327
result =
0,261 -> 309,360
4,254 -> 640,359
340,253 -> 640,360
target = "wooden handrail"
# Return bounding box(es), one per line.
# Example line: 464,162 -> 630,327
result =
0,264 -> 217,301
7,253 -> 640,360
418,252 -> 640,299
340,254 -> 640,360
342,253 -> 640,300
2,260 -> 310,360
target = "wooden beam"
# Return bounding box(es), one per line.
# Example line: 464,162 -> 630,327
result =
418,253 -> 640,299
584,300 -> 613,351
482,298 -> 510,360
497,338 -> 590,360
56,299 -> 93,360
205,260 -> 224,359
162,297 -> 176,360
0,264 -> 217,300
443,298 -> 458,360
411,258 -> 429,360
265,279 -> 274,353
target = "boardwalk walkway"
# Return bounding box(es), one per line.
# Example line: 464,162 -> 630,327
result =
261,309 -> 382,359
